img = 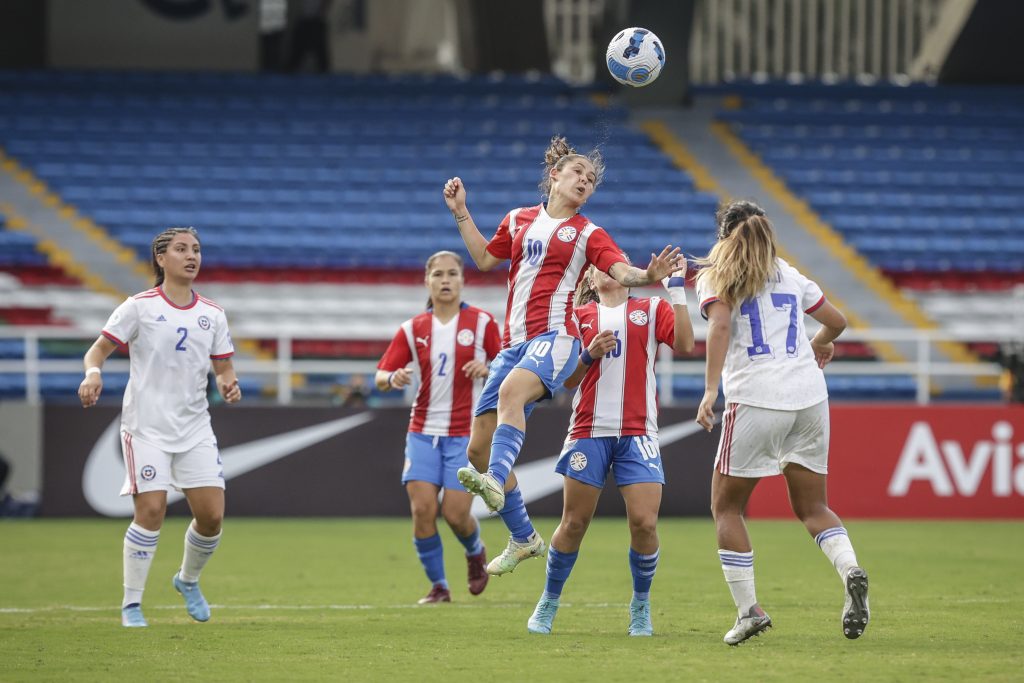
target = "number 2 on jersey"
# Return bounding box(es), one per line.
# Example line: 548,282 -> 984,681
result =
739,293 -> 799,360
175,327 -> 188,351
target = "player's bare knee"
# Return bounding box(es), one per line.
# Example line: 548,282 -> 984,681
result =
444,513 -> 474,536
466,443 -> 488,469
560,514 -> 590,541
496,382 -> 529,413
410,500 -> 437,522
790,498 -> 825,523
628,515 -> 658,544
133,505 -> 165,530
193,512 -> 223,536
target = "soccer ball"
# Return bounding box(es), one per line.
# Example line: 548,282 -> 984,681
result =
606,27 -> 665,87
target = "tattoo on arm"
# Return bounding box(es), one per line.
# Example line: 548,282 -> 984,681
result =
454,214 -> 470,224
617,267 -> 649,287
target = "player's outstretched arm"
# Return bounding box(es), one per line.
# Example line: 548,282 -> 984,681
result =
212,358 -> 242,403
442,176 -> 503,272
78,336 -> 117,408
608,246 -> 685,287
697,301 -> 731,431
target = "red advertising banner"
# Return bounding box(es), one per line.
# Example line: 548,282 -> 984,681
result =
747,405 -> 1024,519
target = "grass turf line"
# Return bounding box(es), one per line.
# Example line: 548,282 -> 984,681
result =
1,518 -> 1022,681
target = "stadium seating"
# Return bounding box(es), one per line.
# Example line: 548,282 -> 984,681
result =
2,74 -> 1009,402
716,84 -> 1024,283
0,70 -> 719,275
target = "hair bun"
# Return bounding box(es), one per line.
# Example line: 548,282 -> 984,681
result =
544,135 -> 576,166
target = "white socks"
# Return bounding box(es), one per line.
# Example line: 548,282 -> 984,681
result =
718,549 -> 756,616
123,522 -> 160,607
179,522 -> 221,583
816,527 -> 859,580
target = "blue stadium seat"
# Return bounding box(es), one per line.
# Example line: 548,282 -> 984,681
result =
719,85 -> 1024,276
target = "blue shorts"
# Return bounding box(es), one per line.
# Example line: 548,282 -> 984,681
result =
474,331 -> 580,418
402,432 -> 470,490
555,435 -> 666,489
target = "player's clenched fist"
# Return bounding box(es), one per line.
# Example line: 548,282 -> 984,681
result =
78,374 -> 102,408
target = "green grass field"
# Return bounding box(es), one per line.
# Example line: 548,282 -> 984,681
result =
2,518 -> 1022,681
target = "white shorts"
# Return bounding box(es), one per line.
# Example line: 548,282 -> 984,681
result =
119,431 -> 225,496
714,400 -> 830,478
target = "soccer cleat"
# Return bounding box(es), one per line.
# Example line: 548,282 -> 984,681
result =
723,604 -> 772,645
527,595 -> 560,634
628,597 -> 653,636
121,603 -> 147,628
842,566 -> 870,639
418,583 -> 452,604
466,547 -> 489,596
456,467 -> 505,512
486,532 -> 547,576
172,573 -> 211,622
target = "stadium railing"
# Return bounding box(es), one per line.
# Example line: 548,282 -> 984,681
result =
0,327 -> 1010,406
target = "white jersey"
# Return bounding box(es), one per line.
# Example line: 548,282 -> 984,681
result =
102,287 -> 234,451
697,258 -> 828,410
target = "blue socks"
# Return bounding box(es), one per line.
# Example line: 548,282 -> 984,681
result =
497,485 -> 536,543
543,546 -> 579,600
487,424 -> 525,488
413,534 -> 447,588
455,524 -> 484,556
628,547 -> 660,601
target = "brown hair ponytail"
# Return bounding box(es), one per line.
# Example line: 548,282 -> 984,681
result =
695,201 -> 778,306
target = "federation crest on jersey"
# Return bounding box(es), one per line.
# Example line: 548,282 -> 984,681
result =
569,451 -> 588,471
556,226 -> 578,242
629,310 -> 649,326
140,465 -> 156,481
198,315 -> 211,330
457,329 -> 475,346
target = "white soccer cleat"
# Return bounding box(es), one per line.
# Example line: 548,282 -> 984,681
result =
723,604 -> 772,645
456,467 -> 505,512
842,567 -> 870,639
486,532 -> 547,576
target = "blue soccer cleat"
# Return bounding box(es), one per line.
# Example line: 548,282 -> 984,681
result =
527,595 -> 560,635
173,573 -> 211,622
121,603 -> 148,628
628,597 -> 653,636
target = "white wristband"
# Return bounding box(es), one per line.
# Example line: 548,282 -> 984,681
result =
85,367 -> 102,377
662,275 -> 689,307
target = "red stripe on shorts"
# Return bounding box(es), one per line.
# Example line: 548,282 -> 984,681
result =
124,432 -> 137,495
720,403 -> 738,475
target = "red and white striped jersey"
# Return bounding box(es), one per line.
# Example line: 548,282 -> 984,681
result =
378,304 -> 501,437
568,297 -> 676,439
486,204 -> 624,348
102,287 -> 234,452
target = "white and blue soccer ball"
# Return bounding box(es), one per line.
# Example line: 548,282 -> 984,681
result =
606,27 -> 665,87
